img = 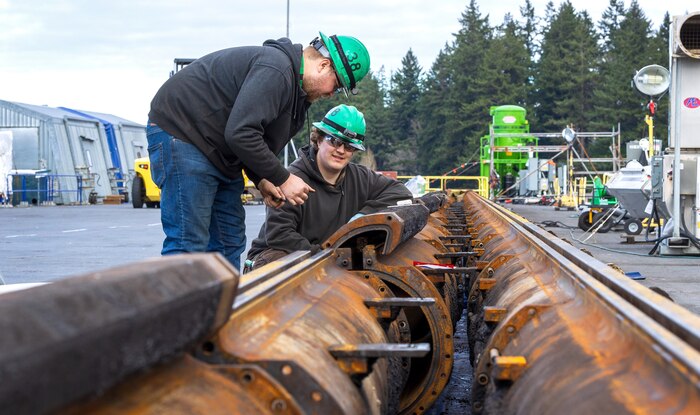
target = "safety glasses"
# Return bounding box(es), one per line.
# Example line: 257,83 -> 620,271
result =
324,135 -> 358,153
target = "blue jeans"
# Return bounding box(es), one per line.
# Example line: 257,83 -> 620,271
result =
146,124 -> 246,270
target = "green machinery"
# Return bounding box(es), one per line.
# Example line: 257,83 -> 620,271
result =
480,105 -> 538,195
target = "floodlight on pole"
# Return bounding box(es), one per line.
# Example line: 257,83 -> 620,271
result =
632,64 -> 670,158
562,127 -> 576,144
632,64 -> 671,98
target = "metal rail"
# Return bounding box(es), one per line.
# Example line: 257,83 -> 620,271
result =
462,191 -> 700,414
469,193 -> 700,351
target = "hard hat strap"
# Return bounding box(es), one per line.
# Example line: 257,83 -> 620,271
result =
329,35 -> 356,91
322,117 -> 364,142
311,37 -> 331,58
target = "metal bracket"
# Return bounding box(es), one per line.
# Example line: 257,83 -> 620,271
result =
334,247 -> 354,269
478,255 -> 514,279
439,235 -> 471,242
484,306 -> 508,324
242,360 -> 344,414
364,297 -> 436,324
329,343 -> 430,383
488,348 -> 527,382
473,304 -> 551,397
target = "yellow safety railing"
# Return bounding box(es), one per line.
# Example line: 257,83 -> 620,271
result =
397,175 -> 489,198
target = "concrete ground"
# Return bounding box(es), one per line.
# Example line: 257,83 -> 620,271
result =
506,203 -> 700,315
0,203 -> 266,284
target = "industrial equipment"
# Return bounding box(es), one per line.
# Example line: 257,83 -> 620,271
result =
131,156 -> 161,208
480,105 -> 538,198
657,12 -> 700,255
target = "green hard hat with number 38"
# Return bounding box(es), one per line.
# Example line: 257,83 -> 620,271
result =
313,104 -> 366,151
318,32 -> 370,96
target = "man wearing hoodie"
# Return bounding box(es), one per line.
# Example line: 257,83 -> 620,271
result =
245,104 -> 413,271
147,33 -> 370,270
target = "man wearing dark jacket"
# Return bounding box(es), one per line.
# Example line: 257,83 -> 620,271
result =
246,104 -> 412,270
147,33 -> 370,270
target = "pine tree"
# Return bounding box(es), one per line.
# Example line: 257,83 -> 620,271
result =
473,16 -> 530,108
598,0 -> 625,53
416,48 -> 455,174
533,1 -> 600,140
649,12 -> 671,147
590,0 -> 657,156
544,1 -> 556,25
386,49 -> 423,173
353,68 -> 392,169
520,0 -> 540,110
442,0 -> 492,172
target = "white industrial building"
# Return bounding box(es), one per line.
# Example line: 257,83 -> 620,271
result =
0,100 -> 146,206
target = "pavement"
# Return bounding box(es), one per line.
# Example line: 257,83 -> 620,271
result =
0,203 -> 267,284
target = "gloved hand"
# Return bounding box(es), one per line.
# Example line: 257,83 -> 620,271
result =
348,213 -> 365,223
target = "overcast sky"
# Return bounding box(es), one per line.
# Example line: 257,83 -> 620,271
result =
0,0 -> 691,124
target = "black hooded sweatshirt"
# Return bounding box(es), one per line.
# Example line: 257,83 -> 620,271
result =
247,145 -> 413,257
148,38 -> 309,186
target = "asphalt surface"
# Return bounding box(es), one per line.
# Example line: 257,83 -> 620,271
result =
0,203 -> 267,284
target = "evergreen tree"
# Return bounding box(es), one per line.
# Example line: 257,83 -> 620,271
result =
590,0 -> 656,156
442,0 -> 492,172
474,16 -> 530,108
520,0 -> 539,60
533,1 -> 600,138
384,49 -> 422,173
653,12 -> 671,65
416,48 -> 455,174
598,0 -> 625,53
465,13 -> 531,162
353,68 -> 392,169
520,0 -> 540,110
544,1 -> 556,25
649,12 -> 671,147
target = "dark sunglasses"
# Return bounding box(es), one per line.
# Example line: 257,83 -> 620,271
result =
324,135 -> 357,153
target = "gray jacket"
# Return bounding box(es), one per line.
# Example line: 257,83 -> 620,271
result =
148,38 -> 309,185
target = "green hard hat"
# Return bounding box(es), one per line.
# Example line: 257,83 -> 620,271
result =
313,104 -> 366,151
317,32 -> 370,97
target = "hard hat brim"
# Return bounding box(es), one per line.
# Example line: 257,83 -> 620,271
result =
313,121 -> 365,151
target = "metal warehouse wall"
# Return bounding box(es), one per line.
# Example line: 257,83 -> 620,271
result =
0,100 -> 144,205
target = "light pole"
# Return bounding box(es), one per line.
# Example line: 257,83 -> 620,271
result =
632,64 -> 671,159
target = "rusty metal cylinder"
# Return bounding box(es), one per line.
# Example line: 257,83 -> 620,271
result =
461,191 -> 700,415
3,193 -> 466,415
209,257 -> 408,415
